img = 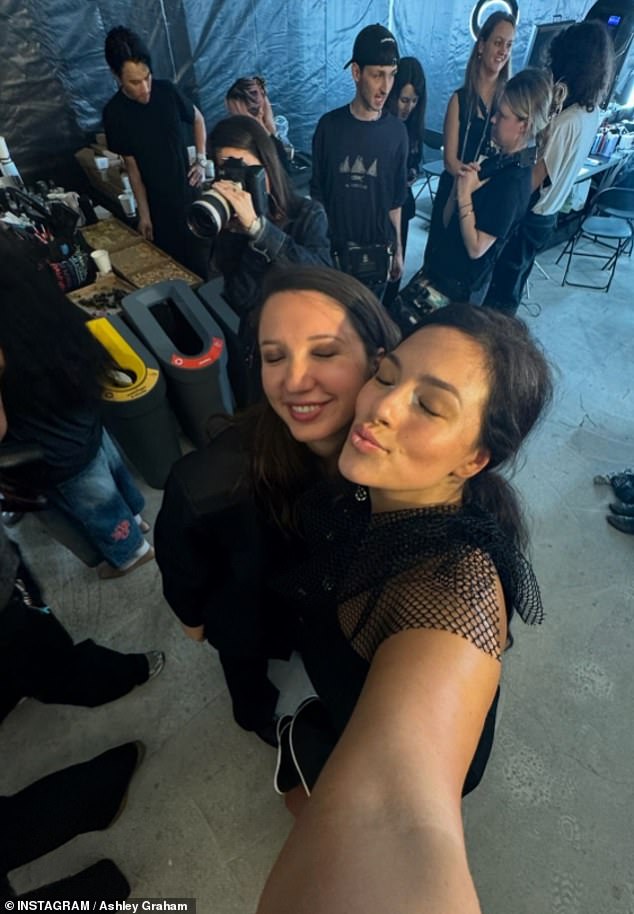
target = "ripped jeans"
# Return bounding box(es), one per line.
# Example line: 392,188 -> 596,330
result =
48,430 -> 145,568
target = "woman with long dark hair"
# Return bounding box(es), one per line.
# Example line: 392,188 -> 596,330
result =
386,56 -> 426,259
206,115 -> 331,319
484,20 -> 615,314
0,232 -> 153,579
257,304 -> 553,913
203,115 -> 331,402
154,265 -> 400,742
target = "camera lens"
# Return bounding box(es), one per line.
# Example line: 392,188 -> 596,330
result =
188,189 -> 232,239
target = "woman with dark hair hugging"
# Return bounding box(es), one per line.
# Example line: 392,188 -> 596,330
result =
257,304 -> 553,914
484,20 -> 615,314
154,265 -> 400,744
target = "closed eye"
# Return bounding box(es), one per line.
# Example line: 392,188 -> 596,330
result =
419,400 -> 441,417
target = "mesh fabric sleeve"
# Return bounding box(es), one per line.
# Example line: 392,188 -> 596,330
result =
339,546 -> 503,662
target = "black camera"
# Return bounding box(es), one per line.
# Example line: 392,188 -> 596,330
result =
188,157 -> 268,239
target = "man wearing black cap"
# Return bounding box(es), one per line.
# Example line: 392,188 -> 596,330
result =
310,24 -> 408,297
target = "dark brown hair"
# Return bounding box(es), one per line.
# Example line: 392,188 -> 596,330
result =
0,230 -> 113,418
225,77 -> 267,118
248,265 -> 401,531
208,115 -> 292,224
386,56 -> 427,159
105,26 -> 152,77
549,20 -> 615,112
416,304 -> 553,548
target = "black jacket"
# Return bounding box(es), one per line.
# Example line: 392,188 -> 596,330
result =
154,423 -> 293,657
212,195 -> 332,318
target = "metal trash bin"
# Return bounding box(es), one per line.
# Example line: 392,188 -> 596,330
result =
121,279 -> 234,447
196,277 -> 249,407
87,315 -> 181,488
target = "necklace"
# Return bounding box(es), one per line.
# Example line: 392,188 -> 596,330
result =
348,103 -> 381,122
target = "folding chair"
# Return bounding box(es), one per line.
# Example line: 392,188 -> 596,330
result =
413,129 -> 444,224
557,187 -> 634,292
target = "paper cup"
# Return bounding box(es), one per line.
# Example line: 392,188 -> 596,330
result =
90,249 -> 112,274
118,193 -> 136,217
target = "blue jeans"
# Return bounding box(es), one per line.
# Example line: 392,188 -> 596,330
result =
48,431 -> 145,568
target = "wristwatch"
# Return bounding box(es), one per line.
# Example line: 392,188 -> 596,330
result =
195,153 -> 207,167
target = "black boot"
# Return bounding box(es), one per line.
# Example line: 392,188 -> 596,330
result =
609,500 -> 634,518
606,514 -> 634,535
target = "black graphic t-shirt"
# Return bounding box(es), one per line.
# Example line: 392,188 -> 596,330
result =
310,106 -> 408,249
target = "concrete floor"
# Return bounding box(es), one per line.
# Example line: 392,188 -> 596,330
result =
2,201 -> 633,913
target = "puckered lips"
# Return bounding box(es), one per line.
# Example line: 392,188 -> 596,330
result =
350,424 -> 388,454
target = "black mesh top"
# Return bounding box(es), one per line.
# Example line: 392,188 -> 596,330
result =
272,481 -> 544,795
277,481 -> 543,665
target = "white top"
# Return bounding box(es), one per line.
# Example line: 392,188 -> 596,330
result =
533,104 -> 602,216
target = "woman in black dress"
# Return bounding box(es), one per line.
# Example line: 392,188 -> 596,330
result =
258,305 -> 553,913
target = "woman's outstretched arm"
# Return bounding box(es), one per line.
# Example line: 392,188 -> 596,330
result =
257,615 -> 504,914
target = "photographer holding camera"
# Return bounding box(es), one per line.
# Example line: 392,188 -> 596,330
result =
189,115 -> 331,400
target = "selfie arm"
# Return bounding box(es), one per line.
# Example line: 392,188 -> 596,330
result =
257,624 -> 502,914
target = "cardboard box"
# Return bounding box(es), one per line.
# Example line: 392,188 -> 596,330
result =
126,260 -> 202,288
110,240 -> 169,278
80,218 -> 143,253
74,146 -> 125,204
66,273 -> 135,316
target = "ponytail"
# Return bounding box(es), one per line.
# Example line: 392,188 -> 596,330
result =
466,470 -> 528,550
416,305 -> 554,551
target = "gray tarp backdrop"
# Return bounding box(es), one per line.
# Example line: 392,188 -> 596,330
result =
0,0 -> 610,183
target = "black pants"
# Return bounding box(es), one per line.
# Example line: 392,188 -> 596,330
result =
0,593 -> 149,721
382,213 -> 412,311
219,650 -> 279,732
484,211 -> 558,314
0,743 -> 138,898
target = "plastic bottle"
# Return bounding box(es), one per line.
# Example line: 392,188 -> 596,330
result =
0,136 -> 24,188
274,115 -> 290,145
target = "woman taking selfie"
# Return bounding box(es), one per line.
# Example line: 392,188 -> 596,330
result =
154,265 -> 400,742
257,304 -> 553,914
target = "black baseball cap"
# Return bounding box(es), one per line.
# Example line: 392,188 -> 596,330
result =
344,24 -> 399,69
